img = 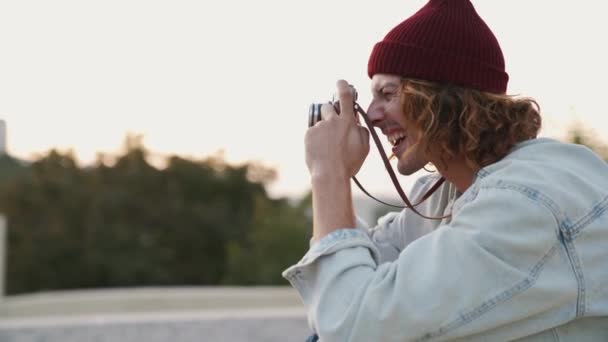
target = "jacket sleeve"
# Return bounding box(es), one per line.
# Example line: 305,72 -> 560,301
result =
283,185 -> 571,342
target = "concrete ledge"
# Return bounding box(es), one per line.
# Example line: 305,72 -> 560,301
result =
0,286 -> 302,318
0,312 -> 310,342
0,287 -> 311,342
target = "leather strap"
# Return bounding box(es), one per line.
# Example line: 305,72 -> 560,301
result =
353,104 -> 450,220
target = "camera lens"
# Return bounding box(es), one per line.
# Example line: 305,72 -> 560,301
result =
308,84 -> 358,128
308,103 -> 322,127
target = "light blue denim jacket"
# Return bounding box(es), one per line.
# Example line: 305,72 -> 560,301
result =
283,138 -> 608,341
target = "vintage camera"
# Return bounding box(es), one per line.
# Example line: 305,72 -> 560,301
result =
308,85 -> 358,127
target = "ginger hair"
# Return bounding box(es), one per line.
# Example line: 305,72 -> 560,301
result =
399,79 -> 542,170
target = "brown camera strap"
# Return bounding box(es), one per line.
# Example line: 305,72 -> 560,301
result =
353,104 -> 450,220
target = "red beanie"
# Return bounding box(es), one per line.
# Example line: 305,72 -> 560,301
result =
368,0 -> 508,94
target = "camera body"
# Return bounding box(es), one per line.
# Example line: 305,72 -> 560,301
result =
308,85 -> 358,127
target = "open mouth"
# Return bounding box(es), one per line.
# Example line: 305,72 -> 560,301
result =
388,132 -> 406,147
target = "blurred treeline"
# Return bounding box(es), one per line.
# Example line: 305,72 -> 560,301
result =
0,136 -> 312,295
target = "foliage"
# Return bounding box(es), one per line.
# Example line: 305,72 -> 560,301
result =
0,138 -> 311,294
567,123 -> 608,161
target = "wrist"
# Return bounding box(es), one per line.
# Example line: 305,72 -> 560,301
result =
310,167 -> 350,185
310,170 -> 355,241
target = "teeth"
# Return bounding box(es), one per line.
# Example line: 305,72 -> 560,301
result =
388,132 -> 406,146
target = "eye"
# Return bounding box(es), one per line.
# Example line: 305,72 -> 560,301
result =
380,85 -> 398,98
383,91 -> 396,99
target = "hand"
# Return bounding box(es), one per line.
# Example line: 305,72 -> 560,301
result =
305,80 -> 370,180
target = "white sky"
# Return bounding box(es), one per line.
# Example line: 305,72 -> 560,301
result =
0,0 -> 606,200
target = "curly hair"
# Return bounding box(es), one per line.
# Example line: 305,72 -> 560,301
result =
399,79 -> 542,171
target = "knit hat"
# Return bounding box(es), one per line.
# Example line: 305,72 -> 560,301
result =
368,0 -> 508,94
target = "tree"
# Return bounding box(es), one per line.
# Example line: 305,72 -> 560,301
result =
223,193 -> 311,285
0,137 -> 311,294
567,123 -> 608,161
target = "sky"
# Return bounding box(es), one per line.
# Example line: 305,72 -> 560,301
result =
0,0 -> 606,200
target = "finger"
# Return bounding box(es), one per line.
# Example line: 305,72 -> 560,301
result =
320,103 -> 337,121
336,80 -> 355,123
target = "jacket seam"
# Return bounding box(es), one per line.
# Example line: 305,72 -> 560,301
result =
560,236 -> 586,317
569,194 -> 608,239
420,182 -> 564,340
419,242 -> 560,341
554,196 -> 608,317
562,194 -> 608,316
551,327 -> 561,342
478,181 -> 566,226
473,181 -> 602,321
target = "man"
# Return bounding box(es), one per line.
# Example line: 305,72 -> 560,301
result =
283,0 -> 608,341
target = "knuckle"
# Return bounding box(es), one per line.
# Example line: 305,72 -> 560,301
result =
305,128 -> 314,140
336,79 -> 347,86
338,87 -> 351,97
320,103 -> 335,119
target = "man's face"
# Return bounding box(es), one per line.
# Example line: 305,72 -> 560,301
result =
367,74 -> 429,175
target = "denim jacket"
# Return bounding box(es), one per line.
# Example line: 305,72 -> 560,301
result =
283,138 -> 608,341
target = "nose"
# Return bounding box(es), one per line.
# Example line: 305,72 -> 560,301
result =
366,99 -> 385,127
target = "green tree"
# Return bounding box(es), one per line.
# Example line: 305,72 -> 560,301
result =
223,193 -> 311,285
0,137 -> 311,294
2,150 -> 89,292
